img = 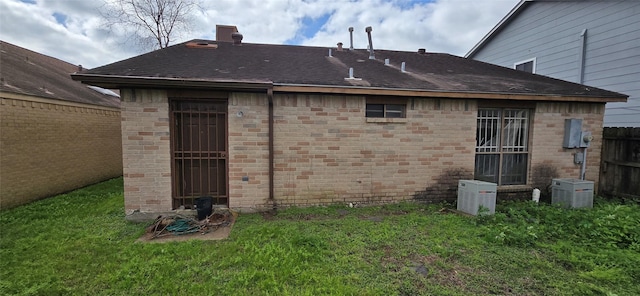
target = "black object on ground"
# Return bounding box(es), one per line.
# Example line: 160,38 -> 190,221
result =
196,196 -> 213,220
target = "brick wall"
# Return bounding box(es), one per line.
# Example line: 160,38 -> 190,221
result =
270,94 -> 477,208
0,93 -> 122,209
528,102 -> 605,196
117,89 -> 607,214
225,93 -> 478,210
229,94 -> 606,209
119,89 -> 172,214
228,93 -> 270,209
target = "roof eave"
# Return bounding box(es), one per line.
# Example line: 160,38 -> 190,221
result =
0,90 -> 121,110
273,83 -> 627,103
69,74 -> 627,103
70,73 -> 273,90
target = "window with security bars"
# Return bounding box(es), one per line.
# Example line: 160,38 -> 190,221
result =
475,109 -> 530,185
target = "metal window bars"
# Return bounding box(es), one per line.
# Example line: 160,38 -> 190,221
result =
170,100 -> 228,209
475,109 -> 530,185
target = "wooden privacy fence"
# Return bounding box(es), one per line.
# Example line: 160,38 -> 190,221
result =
599,127 -> 640,198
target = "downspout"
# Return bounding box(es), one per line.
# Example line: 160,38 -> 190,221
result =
578,29 -> 588,180
577,29 -> 587,84
581,147 -> 587,180
267,87 -> 275,209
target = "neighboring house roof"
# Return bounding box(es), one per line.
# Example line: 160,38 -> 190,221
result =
0,41 -> 120,108
72,38 -> 626,102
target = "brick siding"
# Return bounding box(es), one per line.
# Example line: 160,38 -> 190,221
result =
118,89 -> 606,214
528,102 -> 605,196
228,93 -> 270,209
0,94 -> 122,209
271,94 -> 476,208
119,89 -> 172,214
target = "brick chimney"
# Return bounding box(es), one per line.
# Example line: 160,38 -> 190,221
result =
216,25 -> 239,42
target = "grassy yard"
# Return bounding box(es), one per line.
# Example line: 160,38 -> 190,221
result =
1,178 -> 639,295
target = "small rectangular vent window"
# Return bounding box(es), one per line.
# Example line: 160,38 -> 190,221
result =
514,58 -> 536,73
366,104 -> 406,118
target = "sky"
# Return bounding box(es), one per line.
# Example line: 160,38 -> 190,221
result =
0,0 -> 520,69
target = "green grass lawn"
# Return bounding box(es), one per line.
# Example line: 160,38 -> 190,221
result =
1,178 -> 639,295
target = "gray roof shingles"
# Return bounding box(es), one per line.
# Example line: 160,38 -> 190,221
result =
77,39 -> 625,100
0,41 -> 120,108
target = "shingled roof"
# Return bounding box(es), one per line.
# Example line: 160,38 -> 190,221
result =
0,41 -> 120,108
72,39 -> 626,103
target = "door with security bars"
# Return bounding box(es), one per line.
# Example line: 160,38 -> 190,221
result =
170,100 -> 228,209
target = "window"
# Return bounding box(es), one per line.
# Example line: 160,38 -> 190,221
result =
475,108 -> 530,185
514,58 -> 536,73
366,104 -> 406,118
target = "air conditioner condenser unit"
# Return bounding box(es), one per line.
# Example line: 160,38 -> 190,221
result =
457,180 -> 497,215
551,178 -> 594,208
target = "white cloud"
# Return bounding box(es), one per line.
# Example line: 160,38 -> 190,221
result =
0,0 -> 134,68
300,0 -> 518,53
0,0 -> 519,68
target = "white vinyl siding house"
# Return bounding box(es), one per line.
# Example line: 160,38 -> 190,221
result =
467,0 -> 640,127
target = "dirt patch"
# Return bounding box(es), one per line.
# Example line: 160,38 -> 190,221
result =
364,216 -> 384,222
424,257 -> 468,290
137,209 -> 237,243
414,168 -> 473,203
439,207 -> 475,217
404,253 -> 477,292
336,209 -> 350,217
261,209 -> 278,220
531,164 -> 559,202
264,207 -> 411,222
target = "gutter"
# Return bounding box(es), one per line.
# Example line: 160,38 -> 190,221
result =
71,73 -> 272,91
273,83 -> 628,103
71,74 -> 627,103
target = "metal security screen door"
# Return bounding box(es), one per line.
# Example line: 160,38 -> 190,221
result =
170,100 -> 228,208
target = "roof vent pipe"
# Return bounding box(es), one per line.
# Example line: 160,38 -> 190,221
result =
328,48 -> 332,57
231,32 -> 243,45
401,62 -> 406,72
348,27 -> 354,50
365,26 -> 374,59
349,67 -> 354,79
384,58 -> 390,65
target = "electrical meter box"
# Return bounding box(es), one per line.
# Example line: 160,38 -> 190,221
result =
551,178 -> 594,208
457,180 -> 497,215
563,119 -> 583,148
580,131 -> 593,148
